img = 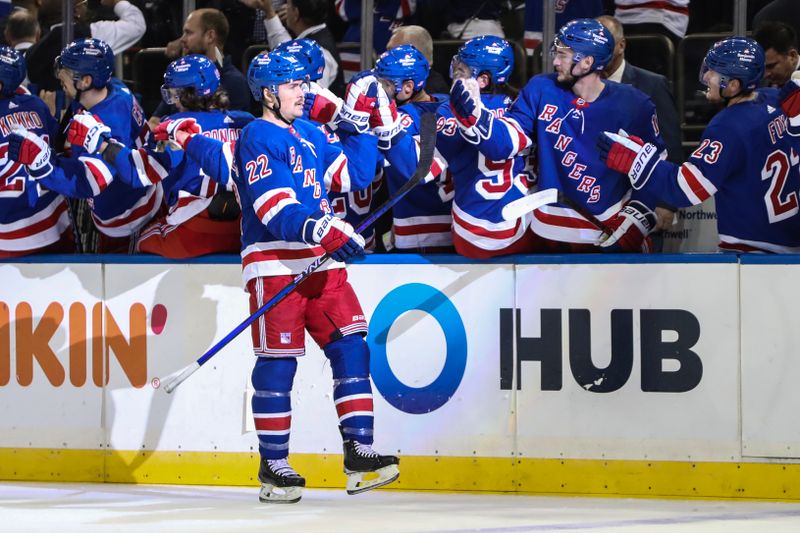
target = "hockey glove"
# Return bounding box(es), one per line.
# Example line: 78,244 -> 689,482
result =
67,113 -> 112,154
597,130 -> 659,190
302,211 -> 365,263
450,78 -> 493,141
337,73 -> 379,134
779,78 -> 800,128
154,117 -> 201,149
371,83 -> 405,150
598,200 -> 656,253
8,128 -> 53,180
304,82 -> 343,125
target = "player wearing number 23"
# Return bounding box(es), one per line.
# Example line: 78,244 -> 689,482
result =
598,37 -> 800,253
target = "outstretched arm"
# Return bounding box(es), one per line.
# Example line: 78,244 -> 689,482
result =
450,78 -> 534,161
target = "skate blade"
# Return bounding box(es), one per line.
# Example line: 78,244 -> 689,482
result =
345,464 -> 400,495
258,483 -> 303,504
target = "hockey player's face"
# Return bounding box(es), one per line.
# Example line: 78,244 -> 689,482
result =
701,69 -> 723,103
278,80 -> 305,119
552,46 -> 577,83
56,68 -> 80,98
378,77 -> 396,100
449,57 -> 472,81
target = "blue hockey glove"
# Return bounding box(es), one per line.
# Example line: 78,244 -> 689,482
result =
302,211 -> 365,262
450,78 -> 493,140
597,130 -> 659,190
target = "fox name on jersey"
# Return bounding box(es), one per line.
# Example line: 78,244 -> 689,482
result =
637,88 -> 800,253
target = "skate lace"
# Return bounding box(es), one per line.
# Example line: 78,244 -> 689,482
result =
267,458 -> 300,477
353,442 -> 379,458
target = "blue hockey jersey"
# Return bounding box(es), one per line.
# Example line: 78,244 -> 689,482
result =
640,88 -> 800,253
41,82 -> 158,237
0,92 -> 70,253
437,93 -> 535,254
106,109 -> 253,228
480,74 -> 666,245
231,117 -> 373,282
382,95 -> 451,250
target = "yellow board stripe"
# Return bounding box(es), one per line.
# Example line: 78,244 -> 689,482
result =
2,448 -> 800,501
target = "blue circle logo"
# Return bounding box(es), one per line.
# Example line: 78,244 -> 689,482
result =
368,283 -> 467,414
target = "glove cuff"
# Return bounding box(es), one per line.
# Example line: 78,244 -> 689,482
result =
302,210 -> 329,245
624,200 -> 656,235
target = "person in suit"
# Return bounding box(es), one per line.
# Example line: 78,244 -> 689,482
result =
754,21 -> 800,88
597,15 -> 681,163
753,0 -> 800,47
598,14 -> 682,242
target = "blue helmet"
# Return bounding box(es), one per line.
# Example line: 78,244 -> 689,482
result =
275,39 -> 325,82
701,37 -> 765,91
161,54 -> 220,104
55,38 -> 114,89
455,35 -> 514,85
0,46 -> 26,97
247,50 -> 307,102
374,44 -> 429,94
553,18 -> 614,71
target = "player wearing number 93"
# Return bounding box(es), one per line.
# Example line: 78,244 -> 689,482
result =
213,50 -> 399,504
597,37 -> 800,253
437,35 -> 539,258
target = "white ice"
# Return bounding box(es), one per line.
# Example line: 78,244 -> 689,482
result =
2,482 -> 800,532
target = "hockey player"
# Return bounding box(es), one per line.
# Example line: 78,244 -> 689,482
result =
372,44 -> 451,252
186,50 -> 399,503
277,38 -> 384,250
0,46 -> 73,257
450,19 -> 667,253
439,35 -> 538,258
8,38 -> 155,253
67,54 -> 252,258
597,37 -> 800,253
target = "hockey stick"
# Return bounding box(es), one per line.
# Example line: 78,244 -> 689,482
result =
555,191 -> 613,238
500,187 -> 558,221
501,186 -> 612,237
161,112 -> 438,394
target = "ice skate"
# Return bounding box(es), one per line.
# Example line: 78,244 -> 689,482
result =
342,438 -> 400,495
258,458 -> 305,504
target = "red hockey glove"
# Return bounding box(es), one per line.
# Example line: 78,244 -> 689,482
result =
450,78 -> 493,142
67,113 -> 112,154
154,117 -> 200,149
371,83 -> 405,149
337,73 -> 378,134
8,128 -> 53,180
302,211 -> 365,262
597,130 -> 659,190
304,81 -> 343,125
779,78 -> 800,125
598,200 -> 656,253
